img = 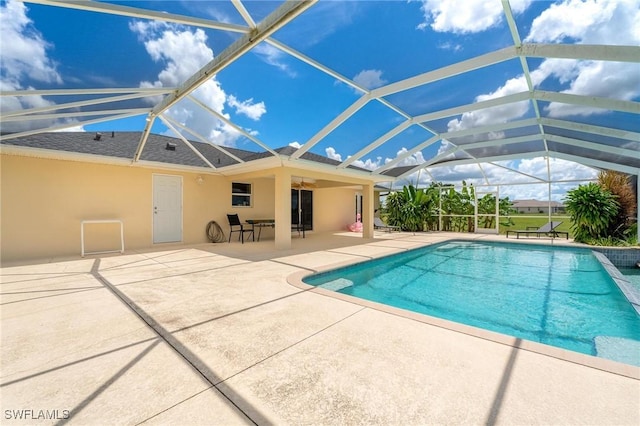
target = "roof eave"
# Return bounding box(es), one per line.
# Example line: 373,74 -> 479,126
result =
0,145 -> 133,167
0,145 -> 223,175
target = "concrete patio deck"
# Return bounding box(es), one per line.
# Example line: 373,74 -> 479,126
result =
1,232 -> 638,425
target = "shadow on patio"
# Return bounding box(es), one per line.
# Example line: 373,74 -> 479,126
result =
1,232 -> 638,425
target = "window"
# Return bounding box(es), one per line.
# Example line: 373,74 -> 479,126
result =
232,182 -> 252,207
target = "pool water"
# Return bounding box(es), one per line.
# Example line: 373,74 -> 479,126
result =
303,241 -> 640,366
620,267 -> 640,289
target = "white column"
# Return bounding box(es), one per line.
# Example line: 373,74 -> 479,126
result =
362,183 -> 374,239
275,168 -> 292,249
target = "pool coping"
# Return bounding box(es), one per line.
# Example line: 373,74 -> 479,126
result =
286,237 -> 640,380
593,251 -> 640,315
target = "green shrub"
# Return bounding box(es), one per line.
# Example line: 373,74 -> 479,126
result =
383,185 -> 437,232
564,183 -> 619,243
582,236 -> 631,247
624,222 -> 638,246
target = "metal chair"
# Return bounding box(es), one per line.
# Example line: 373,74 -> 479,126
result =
227,214 -> 253,243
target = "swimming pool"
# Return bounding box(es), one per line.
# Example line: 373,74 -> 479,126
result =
303,240 -> 640,366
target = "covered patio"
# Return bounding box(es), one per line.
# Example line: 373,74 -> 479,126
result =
2,232 -> 638,425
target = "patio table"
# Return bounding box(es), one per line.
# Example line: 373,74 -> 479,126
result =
246,219 -> 307,241
246,219 -> 275,242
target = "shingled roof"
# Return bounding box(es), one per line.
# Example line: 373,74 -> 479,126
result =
0,131 -> 373,174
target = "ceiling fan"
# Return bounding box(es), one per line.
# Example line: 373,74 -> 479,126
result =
291,177 -> 317,189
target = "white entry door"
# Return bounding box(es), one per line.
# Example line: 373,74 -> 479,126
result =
153,174 -> 182,243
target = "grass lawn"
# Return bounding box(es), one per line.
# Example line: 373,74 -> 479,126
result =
498,214 -> 573,237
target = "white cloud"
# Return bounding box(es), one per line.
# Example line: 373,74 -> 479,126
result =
383,147 -> 430,187
289,141 -> 302,148
445,0 -> 640,129
428,163 -> 484,183
437,41 -> 462,52
548,158 -> 598,182
499,183 -> 550,201
0,0 -> 61,84
387,156 -> 597,201
447,57 -> 584,131
132,23 -> 214,86
353,69 -> 387,90
328,146 -> 428,172
436,140 -> 456,156
52,124 -> 85,132
417,0 -> 532,33
325,147 -> 342,161
390,147 -> 426,167
227,95 -> 266,121
525,0 -> 638,45
352,157 -> 383,171
0,1 -> 74,133
253,43 -> 297,77
326,146 -> 398,172
544,59 -> 640,117
130,21 -> 267,147
447,75 -> 530,132
0,80 -> 52,109
525,0 -> 640,117
422,157 -> 598,201
0,95 -> 86,135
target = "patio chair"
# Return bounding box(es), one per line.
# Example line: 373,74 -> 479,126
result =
506,221 -> 568,239
374,217 -> 401,232
227,214 -> 253,243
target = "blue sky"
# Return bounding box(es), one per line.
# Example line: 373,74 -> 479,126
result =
2,0 -> 639,201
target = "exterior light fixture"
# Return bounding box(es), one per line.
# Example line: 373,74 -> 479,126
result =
196,175 -> 204,185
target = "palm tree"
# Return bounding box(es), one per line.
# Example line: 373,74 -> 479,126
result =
597,170 -> 637,236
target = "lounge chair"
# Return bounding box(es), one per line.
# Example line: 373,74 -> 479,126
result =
374,217 -> 401,232
506,221 -> 568,239
227,214 -> 253,243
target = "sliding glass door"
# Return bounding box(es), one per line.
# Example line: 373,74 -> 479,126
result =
291,189 -> 313,230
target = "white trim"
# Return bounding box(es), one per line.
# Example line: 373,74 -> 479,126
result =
231,181 -> 253,208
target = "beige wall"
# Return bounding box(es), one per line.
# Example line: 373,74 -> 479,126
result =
1,154 -> 365,263
313,187 -> 359,232
0,155 -> 279,263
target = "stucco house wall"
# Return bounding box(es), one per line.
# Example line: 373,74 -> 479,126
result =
1,154 -> 360,263
1,155 -> 212,262
314,187 -> 360,233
